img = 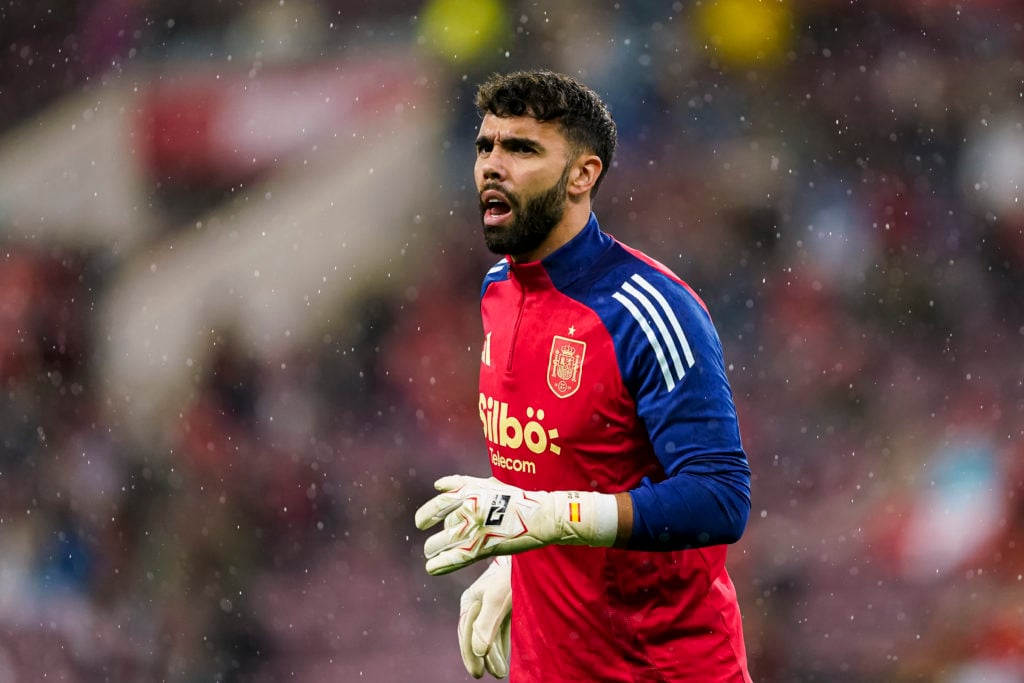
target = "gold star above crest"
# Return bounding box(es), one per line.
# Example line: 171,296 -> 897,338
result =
568,325 -> 576,336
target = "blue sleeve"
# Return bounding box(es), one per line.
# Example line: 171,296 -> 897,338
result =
612,270 -> 751,551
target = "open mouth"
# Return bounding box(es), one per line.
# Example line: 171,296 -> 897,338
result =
485,197 -> 511,219
481,189 -> 513,224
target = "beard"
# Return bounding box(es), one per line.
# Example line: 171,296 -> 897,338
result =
479,163 -> 570,258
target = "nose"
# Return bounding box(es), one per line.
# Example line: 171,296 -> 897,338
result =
476,151 -> 505,183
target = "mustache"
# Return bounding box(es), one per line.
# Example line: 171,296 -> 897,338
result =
479,183 -> 518,207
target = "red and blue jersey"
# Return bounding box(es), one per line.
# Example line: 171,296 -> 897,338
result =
479,214 -> 752,682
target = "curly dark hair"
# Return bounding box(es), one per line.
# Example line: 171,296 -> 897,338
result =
475,70 -> 617,196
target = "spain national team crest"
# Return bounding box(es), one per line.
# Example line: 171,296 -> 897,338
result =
547,335 -> 586,398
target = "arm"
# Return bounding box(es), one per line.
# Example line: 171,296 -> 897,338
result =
623,456 -> 751,551
612,466 -> 749,553
415,441 -> 748,574
413,465 -> 742,575
615,272 -> 751,551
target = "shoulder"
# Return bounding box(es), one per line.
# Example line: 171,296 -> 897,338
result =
588,240 -> 719,393
609,241 -> 709,315
480,258 -> 510,299
588,239 -> 710,327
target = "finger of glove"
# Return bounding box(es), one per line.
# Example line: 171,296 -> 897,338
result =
484,646 -> 508,679
459,598 -> 486,678
484,613 -> 512,678
414,490 -> 465,530
471,583 -> 512,658
414,475 -> 486,529
425,547 -> 478,576
434,474 -> 472,492
423,517 -> 477,560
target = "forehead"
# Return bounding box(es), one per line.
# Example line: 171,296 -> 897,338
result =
477,113 -> 567,147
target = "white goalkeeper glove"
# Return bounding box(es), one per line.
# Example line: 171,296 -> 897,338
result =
459,556 -> 512,679
414,475 -> 619,576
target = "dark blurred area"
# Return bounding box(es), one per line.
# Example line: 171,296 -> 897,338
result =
0,0 -> 1022,681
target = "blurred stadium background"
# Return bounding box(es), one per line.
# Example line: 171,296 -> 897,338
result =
0,0 -> 1022,680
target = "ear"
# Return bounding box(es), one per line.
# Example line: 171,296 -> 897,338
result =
567,154 -> 603,199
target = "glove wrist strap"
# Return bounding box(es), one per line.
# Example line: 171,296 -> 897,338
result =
553,491 -> 619,548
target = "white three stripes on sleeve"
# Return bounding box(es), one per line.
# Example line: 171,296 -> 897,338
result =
612,273 -> 696,392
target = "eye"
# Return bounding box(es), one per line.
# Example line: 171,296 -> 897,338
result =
508,141 -> 536,155
475,140 -> 493,156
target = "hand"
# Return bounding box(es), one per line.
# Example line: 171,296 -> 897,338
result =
459,556 -> 512,679
414,475 -> 618,575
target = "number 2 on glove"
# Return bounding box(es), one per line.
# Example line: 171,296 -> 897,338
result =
484,494 -> 511,526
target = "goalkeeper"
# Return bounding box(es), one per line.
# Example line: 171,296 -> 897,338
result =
415,70 -> 753,682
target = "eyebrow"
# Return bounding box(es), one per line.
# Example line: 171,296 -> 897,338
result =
475,134 -> 545,152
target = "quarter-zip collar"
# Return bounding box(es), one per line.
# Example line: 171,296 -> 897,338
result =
507,213 -> 613,291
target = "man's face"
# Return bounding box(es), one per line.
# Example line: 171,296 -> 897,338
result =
474,114 -> 573,260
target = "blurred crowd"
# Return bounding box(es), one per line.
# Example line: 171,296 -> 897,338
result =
1,0 -> 1022,681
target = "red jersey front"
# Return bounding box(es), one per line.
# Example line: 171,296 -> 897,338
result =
478,216 -> 752,682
